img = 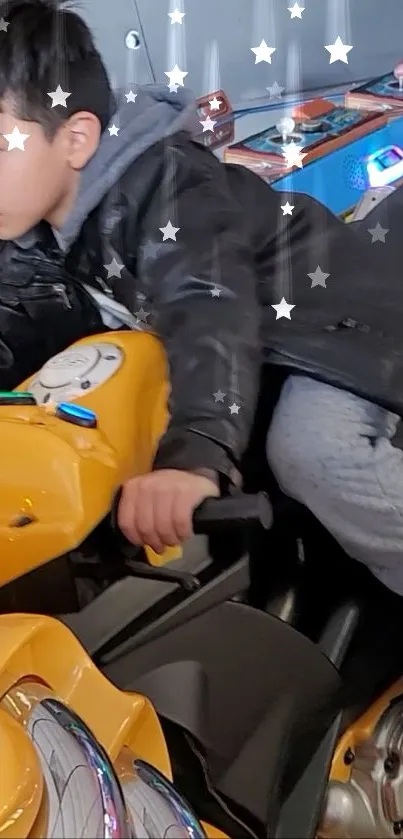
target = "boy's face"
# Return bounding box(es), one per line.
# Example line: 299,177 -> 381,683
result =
0,95 -> 101,240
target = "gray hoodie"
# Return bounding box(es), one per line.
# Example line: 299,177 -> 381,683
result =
19,84 -> 200,328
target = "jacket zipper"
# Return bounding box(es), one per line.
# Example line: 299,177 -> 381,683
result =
52,283 -> 72,310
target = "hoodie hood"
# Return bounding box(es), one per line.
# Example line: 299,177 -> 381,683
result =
59,84 -> 199,250
17,84 -> 199,252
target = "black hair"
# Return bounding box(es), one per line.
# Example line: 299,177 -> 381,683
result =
0,0 -> 114,138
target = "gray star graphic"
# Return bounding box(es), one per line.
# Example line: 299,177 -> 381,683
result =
47,85 -> 72,108
141,241 -> 161,260
266,81 -> 285,100
0,17 -> 9,32
211,285 -> 221,298
229,403 -> 240,415
368,222 -> 389,243
213,389 -> 226,402
134,307 -> 150,323
104,257 -> 124,279
308,266 -> 329,288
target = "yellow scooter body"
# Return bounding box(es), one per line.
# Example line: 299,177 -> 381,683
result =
0,331 -> 181,588
0,613 -> 227,838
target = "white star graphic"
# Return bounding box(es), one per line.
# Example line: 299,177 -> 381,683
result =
159,220 -> 180,241
125,90 -> 137,103
266,81 -> 284,99
3,126 -> 30,151
251,39 -> 276,64
104,257 -> 124,279
200,116 -> 217,133
281,201 -> 294,216
211,285 -> 221,298
229,403 -> 240,415
47,85 -> 71,108
288,2 -> 304,18
108,124 -> 120,136
165,64 -> 188,92
308,266 -> 329,287
325,36 -> 353,65
368,222 -> 389,243
0,17 -> 9,31
272,298 -> 295,320
282,141 -> 307,168
213,390 -> 226,402
209,96 -> 222,110
168,9 -> 185,24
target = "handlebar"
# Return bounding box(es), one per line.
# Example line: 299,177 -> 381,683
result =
110,489 -> 272,536
192,492 -> 272,533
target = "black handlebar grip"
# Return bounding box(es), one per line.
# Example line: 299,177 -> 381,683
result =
192,492 -> 273,533
110,488 -> 273,537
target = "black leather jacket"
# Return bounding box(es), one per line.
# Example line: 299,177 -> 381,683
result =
0,135 -> 261,485
2,132 -> 403,483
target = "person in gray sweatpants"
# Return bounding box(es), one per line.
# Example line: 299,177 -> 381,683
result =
266,374 -> 403,596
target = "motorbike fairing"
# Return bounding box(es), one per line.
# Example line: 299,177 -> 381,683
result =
103,601 -> 342,834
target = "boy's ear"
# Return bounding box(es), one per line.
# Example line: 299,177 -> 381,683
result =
64,110 -> 101,169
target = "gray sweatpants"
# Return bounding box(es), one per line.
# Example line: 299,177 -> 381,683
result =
266,375 -> 403,595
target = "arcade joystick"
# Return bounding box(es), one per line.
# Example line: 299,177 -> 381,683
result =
394,61 -> 403,92
276,116 -> 295,144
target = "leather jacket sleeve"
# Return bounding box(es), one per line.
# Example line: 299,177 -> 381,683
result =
137,139 -> 261,485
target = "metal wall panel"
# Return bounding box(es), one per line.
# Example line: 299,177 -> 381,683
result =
73,0 -> 403,104
76,0 -> 154,89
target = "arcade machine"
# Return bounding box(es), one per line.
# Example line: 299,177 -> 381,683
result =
220,61 -> 403,222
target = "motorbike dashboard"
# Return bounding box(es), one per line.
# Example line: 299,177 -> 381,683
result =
0,331 -> 170,583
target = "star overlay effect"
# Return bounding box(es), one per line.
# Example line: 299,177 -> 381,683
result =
160,221 -> 180,241
47,85 -> 71,107
266,81 -> 285,100
368,222 -> 389,243
165,64 -> 188,92
4,6 -> 383,424
281,201 -> 294,216
168,9 -> 185,24
282,142 -> 307,169
288,3 -> 304,19
251,40 -> 276,64
325,36 -> 353,64
3,126 -> 30,150
308,266 -> 329,288
272,299 -> 295,320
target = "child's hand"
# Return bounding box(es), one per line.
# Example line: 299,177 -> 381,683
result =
117,469 -> 219,554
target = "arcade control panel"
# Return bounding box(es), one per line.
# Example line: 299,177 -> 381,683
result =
221,62 -> 403,219
345,62 -> 403,112
270,103 -> 403,218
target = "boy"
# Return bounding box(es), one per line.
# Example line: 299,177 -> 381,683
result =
0,0 -> 260,554
3,0 -> 403,592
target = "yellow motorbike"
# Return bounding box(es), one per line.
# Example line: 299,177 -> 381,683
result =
0,330 -> 208,613
3,332 -> 403,837
74,509 -> 403,839
0,328 -> 268,646
3,554 -> 403,838
0,611 -> 226,838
